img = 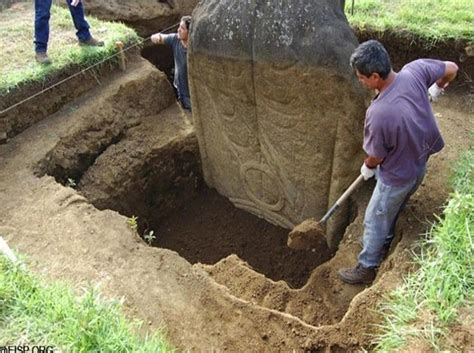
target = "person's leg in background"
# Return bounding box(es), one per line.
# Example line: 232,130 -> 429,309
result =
66,0 -> 103,46
34,0 -> 53,63
179,95 -> 192,112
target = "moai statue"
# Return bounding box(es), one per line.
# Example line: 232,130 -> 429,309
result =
189,0 -> 367,249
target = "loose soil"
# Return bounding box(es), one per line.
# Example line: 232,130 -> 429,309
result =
152,187 -> 332,289
0,18 -> 472,352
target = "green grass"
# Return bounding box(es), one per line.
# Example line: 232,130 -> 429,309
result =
346,0 -> 474,45
373,140 -> 474,351
0,2 -> 140,95
0,256 -> 174,352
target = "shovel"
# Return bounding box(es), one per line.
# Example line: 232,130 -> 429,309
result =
287,174 -> 365,250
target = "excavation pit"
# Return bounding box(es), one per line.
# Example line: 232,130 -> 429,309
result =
38,122 -> 334,289
147,186 -> 333,289
4,47 -> 470,349
0,2 -> 470,346
29,63 -> 377,334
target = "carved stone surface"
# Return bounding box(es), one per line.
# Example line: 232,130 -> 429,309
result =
189,0 -> 367,248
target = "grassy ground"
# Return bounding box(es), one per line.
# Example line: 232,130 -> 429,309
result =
373,139 -> 474,351
0,2 -> 140,95
346,0 -> 474,45
0,256 -> 174,352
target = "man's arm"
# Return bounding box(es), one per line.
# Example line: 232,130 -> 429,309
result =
436,61 -> 458,88
428,61 -> 458,101
364,155 -> 384,168
151,33 -> 169,45
360,155 -> 384,180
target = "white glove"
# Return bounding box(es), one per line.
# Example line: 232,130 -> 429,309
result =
428,83 -> 443,102
361,163 -> 375,181
71,0 -> 81,6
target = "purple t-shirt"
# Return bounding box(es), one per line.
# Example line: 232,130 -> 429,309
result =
363,59 -> 445,186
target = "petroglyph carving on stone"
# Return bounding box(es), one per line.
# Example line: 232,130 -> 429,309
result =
189,0 -> 368,247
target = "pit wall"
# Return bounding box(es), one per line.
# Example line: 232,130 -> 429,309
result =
79,133 -> 202,235
0,50 -> 141,143
35,59 -> 198,235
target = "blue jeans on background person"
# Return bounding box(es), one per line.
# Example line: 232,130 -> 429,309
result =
179,95 -> 192,112
34,0 -> 91,53
358,164 -> 426,268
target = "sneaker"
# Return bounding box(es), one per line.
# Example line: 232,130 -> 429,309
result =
35,52 -> 52,65
338,263 -> 376,284
79,37 -> 104,47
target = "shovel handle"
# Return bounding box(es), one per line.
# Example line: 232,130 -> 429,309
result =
320,174 -> 365,224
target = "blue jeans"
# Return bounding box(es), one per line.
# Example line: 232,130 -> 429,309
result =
179,95 -> 192,112
358,164 -> 426,268
34,0 -> 91,53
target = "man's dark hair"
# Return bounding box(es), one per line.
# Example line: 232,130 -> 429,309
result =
181,16 -> 191,31
350,40 -> 392,79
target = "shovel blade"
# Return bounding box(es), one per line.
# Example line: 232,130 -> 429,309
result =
287,218 -> 326,250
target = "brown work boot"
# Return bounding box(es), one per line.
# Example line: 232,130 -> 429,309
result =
35,52 -> 52,65
338,264 -> 376,284
79,37 -> 104,47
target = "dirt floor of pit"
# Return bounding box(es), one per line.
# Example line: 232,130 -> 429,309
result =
149,187 -> 332,289
0,52 -> 473,350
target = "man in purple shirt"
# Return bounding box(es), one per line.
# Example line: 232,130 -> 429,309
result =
338,40 -> 458,284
